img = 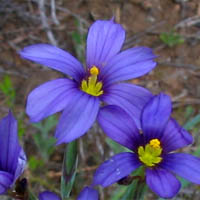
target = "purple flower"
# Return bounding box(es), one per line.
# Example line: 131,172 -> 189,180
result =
94,93 -> 199,198
0,111 -> 26,194
77,186 -> 99,200
20,19 -> 156,145
39,191 -> 61,200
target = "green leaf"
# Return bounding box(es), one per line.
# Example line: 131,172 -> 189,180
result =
43,115 -> 58,133
184,106 -> 195,120
18,117 -> 26,138
28,191 -> 38,200
121,179 -> 147,200
70,19 -> 86,62
0,75 -> 16,107
194,146 -> 200,156
71,32 -> 82,45
106,138 -> 131,154
183,113 -> 200,130
160,31 -> 184,47
179,177 -> 190,188
111,186 -> 127,200
121,180 -> 138,200
32,115 -> 57,135
120,166 -> 146,200
61,141 -> 78,199
28,156 -> 44,171
32,116 -> 57,161
33,133 -> 56,161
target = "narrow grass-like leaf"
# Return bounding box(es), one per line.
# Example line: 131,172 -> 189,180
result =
121,166 -> 146,200
183,113 -> 200,130
184,106 -> 195,121
111,186 -> 127,200
121,180 -> 138,200
106,138 -> 131,153
61,141 -> 78,199
28,191 -> 38,200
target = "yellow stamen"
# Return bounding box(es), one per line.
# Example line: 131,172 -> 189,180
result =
138,139 -> 162,167
149,139 -> 161,148
90,66 -> 99,75
81,66 -> 103,96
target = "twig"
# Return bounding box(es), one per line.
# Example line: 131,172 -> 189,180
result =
79,138 -> 86,162
31,0 -> 89,26
55,5 -> 89,26
158,61 -> 199,71
50,0 -> 59,25
93,123 -> 104,157
38,0 -> 58,46
123,21 -> 166,49
173,98 -> 200,108
96,133 -> 104,156
0,66 -> 28,79
48,165 -> 98,178
175,16 -> 200,28
172,89 -> 188,102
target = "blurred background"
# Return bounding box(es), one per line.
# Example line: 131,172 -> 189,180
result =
0,0 -> 200,199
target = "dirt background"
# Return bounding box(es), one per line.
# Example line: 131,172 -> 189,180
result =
0,0 -> 200,199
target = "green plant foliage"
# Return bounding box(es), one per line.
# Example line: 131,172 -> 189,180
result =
110,165 -> 147,200
32,115 -> 57,161
28,191 -> 38,200
28,156 -> 44,171
184,113 -> 200,131
107,138 -> 147,199
123,180 -> 147,200
111,186 -> 128,200
160,31 -> 184,47
106,138 -> 131,154
71,19 -> 86,62
61,141 -> 78,199
121,166 -> 147,200
18,113 -> 26,138
184,106 -> 195,121
0,75 -> 16,107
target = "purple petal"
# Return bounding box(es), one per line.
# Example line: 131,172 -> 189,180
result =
77,186 -> 99,200
0,112 -> 21,174
0,171 -> 13,194
86,19 -> 125,69
93,152 -> 141,187
26,78 -> 77,122
161,119 -> 193,153
14,149 -> 27,183
160,153 -> 200,184
146,168 -> 181,199
101,83 -> 153,129
20,44 -> 85,81
141,93 -> 171,142
97,105 -> 141,151
55,92 -> 100,144
39,191 -> 61,200
101,47 -> 156,85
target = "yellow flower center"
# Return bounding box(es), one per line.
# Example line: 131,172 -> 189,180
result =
149,139 -> 161,148
81,66 -> 103,96
90,66 -> 99,75
138,139 -> 162,167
